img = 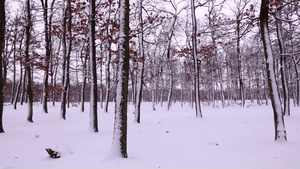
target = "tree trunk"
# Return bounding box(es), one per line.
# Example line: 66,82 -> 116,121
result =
41,0 -> 55,114
236,19 -> 245,107
50,40 -> 60,106
111,0 -> 130,158
160,77 -> 164,107
81,68 -> 87,112
104,49 -> 111,113
25,0 -> 34,123
60,0 -> 72,120
0,0 -> 5,133
20,69 -> 27,105
14,60 -> 23,110
134,0 -> 145,123
10,33 -> 17,104
191,0 -> 202,118
259,0 -> 287,141
13,30 -> 24,109
89,0 -> 98,132
151,80 -> 156,111
275,7 -> 290,116
104,5 -> 113,113
80,44 -> 87,112
99,44 -> 104,109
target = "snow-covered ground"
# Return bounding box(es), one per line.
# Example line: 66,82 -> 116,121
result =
1,101 -> 300,169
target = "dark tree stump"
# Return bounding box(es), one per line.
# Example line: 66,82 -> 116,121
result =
45,148 -> 61,158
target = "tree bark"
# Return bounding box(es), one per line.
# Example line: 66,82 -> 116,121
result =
60,0 -> 72,120
14,59 -> 23,110
134,0 -> 145,123
104,47 -> 111,113
25,0 -> 34,123
10,28 -> 17,104
236,19 -> 245,107
99,44 -> 104,109
111,0 -> 130,158
0,0 -> 5,133
191,0 -> 202,118
259,0 -> 287,141
104,4 -> 113,113
41,0 -> 55,114
89,0 -> 98,132
80,43 -> 87,112
275,7 -> 290,116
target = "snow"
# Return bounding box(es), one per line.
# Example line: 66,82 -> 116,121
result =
1,101 -> 300,169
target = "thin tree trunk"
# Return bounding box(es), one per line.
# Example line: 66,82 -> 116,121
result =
13,29 -> 25,109
51,39 -> 60,106
104,50 -> 111,113
10,33 -> 17,104
20,69 -> 27,105
80,43 -> 87,112
14,61 -> 23,110
134,0 -> 145,123
81,67 -> 87,112
52,58 -> 59,106
236,19 -> 245,107
25,0 -> 33,123
152,80 -> 156,111
160,77 -> 164,107
0,0 -> 5,133
292,59 -> 299,106
275,8 -> 290,116
191,0 -> 202,118
99,43 -> 104,109
41,0 -> 50,113
166,72 -> 173,110
60,0 -> 72,120
260,0 -> 287,141
104,4 -> 113,113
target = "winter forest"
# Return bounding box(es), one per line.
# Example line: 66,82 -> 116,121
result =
1,0 -> 300,168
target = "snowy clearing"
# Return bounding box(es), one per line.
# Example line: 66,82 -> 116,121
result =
1,102 -> 300,169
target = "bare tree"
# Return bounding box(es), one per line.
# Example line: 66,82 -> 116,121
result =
228,0 -> 254,107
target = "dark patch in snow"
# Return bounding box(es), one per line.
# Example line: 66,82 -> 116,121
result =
45,148 -> 61,159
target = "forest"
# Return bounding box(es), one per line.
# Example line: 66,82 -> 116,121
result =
0,0 -> 299,160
